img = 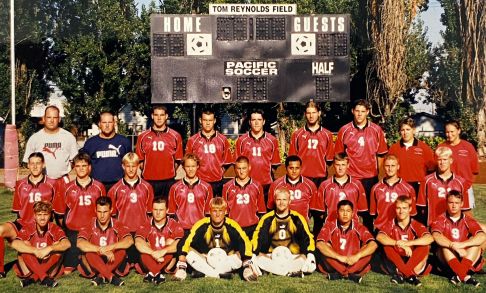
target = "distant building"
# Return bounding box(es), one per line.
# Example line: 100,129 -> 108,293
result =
412,112 -> 444,137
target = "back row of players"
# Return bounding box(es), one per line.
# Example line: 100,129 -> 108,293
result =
0,99 -> 481,287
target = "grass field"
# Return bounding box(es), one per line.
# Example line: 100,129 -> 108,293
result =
1,187 -> 486,292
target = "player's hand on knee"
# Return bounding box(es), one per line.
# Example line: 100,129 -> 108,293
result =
242,260 -> 258,281
302,253 -> 316,273
174,261 -> 187,281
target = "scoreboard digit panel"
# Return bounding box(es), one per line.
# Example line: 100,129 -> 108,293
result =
151,14 -> 350,103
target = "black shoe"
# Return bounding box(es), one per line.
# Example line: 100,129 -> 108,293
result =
406,276 -> 422,287
0,272 -> 6,278
191,270 -> 205,278
348,274 -> 362,284
153,274 -> 166,284
20,278 -> 36,288
40,277 -> 58,288
287,271 -> 304,278
219,273 -> 233,280
328,273 -> 342,281
390,274 -> 404,284
90,276 -> 105,286
143,273 -> 154,283
110,275 -> 124,286
449,275 -> 461,286
465,277 -> 480,287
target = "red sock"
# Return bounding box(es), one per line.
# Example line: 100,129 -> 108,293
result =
448,258 -> 467,280
324,258 -> 348,276
348,255 -> 372,276
383,246 -> 414,277
0,237 -> 4,272
403,246 -> 429,277
460,258 -> 473,279
22,254 -> 47,281
140,254 -> 172,274
86,253 -> 114,280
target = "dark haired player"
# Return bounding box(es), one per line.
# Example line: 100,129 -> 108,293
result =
315,200 -> 377,283
186,107 -> 233,196
136,105 -> 183,198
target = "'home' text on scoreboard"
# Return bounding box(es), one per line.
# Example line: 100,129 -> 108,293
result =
150,4 -> 350,103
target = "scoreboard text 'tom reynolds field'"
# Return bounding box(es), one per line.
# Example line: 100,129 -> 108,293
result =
151,4 -> 350,104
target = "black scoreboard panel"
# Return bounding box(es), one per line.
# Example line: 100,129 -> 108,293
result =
151,14 -> 350,103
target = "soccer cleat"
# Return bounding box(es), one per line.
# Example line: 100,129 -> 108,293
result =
90,276 -> 105,286
219,273 -> 233,280
40,277 -> 58,288
287,271 -> 304,278
143,273 -> 154,283
406,276 -> 422,287
348,274 -> 362,284
0,272 -> 6,278
449,275 -> 461,286
153,274 -> 166,285
328,273 -> 342,281
390,274 -> 404,284
191,270 -> 205,279
110,275 -> 124,286
20,278 -> 36,288
465,277 -> 480,287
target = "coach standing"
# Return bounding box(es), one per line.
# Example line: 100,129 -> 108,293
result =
23,105 -> 78,182
80,111 -> 131,191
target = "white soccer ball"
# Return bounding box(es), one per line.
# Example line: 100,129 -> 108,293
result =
207,248 -> 227,270
271,246 -> 292,265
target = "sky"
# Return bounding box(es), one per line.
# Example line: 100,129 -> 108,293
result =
136,0 -> 445,46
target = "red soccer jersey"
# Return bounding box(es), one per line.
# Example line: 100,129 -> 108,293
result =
431,213 -> 483,243
369,179 -> 417,229
289,126 -> 335,178
317,219 -> 374,256
438,140 -> 479,190
267,176 -> 317,222
53,178 -> 106,231
235,132 -> 281,185
417,173 -> 467,225
334,121 -> 388,179
108,178 -> 154,232
388,139 -> 435,183
312,176 -> 368,221
136,127 -> 183,180
168,179 -> 213,230
185,132 -> 234,183
78,217 -> 131,247
12,176 -> 57,223
378,218 -> 430,257
222,178 -> 266,228
135,217 -> 184,250
17,222 -> 66,249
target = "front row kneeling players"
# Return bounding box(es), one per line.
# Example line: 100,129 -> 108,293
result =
174,197 -> 258,281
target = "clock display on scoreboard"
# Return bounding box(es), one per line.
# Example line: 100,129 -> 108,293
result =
151,10 -> 350,103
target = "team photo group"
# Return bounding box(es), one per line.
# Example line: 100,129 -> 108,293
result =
0,98 -> 483,289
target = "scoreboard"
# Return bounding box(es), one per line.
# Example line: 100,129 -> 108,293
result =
150,4 -> 350,103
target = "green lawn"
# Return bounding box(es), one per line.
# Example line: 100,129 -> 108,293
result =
1,186 -> 486,292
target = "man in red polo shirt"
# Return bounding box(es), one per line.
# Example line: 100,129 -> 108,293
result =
235,108 -> 280,201
0,152 -> 57,277
77,197 -> 133,286
135,198 -> 184,284
312,153 -> 367,235
335,99 -> 388,231
377,196 -> 433,286
136,105 -> 183,199
370,154 -> 416,230
11,201 -> 70,288
168,153 -> 213,235
417,147 -> 467,226
388,117 -> 435,194
222,156 -> 266,239
53,152 -> 106,272
186,107 -> 233,196
289,100 -> 334,188
267,155 -> 318,223
431,190 -> 485,287
315,199 -> 377,283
